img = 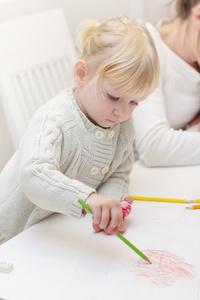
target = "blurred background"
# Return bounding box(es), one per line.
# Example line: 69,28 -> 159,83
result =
0,0 -> 176,171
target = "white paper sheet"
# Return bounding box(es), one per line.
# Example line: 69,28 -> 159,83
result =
61,205 -> 200,300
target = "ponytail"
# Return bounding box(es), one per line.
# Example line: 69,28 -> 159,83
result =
76,20 -> 100,57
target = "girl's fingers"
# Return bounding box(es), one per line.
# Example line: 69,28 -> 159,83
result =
124,196 -> 133,204
118,218 -> 126,233
92,206 -> 102,226
104,226 -> 118,235
99,206 -> 110,229
90,197 -> 127,234
104,218 -> 126,235
92,223 -> 102,233
105,204 -> 123,233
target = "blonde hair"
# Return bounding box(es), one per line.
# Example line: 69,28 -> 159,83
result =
176,0 -> 200,18
76,16 -> 160,100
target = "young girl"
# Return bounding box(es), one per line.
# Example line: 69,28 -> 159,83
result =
133,0 -> 200,167
0,16 -> 159,244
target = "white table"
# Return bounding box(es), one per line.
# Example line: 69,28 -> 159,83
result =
0,161 -> 200,300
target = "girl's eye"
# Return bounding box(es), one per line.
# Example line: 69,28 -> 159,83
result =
107,94 -> 119,101
130,101 -> 138,106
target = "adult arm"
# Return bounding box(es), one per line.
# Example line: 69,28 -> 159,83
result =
133,87 -> 200,167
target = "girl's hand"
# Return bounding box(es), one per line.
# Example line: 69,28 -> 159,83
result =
93,217 -> 126,234
86,193 -> 123,234
124,196 -> 134,205
86,194 -> 133,234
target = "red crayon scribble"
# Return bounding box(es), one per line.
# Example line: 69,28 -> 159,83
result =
130,250 -> 195,287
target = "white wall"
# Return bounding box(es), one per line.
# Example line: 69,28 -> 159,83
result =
0,0 -> 145,40
0,0 -> 174,171
143,0 -> 176,24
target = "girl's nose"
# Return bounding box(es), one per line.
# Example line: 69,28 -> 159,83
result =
113,104 -> 127,117
113,108 -> 120,116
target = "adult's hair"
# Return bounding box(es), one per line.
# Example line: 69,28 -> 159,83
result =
76,16 -> 160,100
176,0 -> 200,18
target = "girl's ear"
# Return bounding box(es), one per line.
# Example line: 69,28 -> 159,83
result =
193,5 -> 200,31
74,60 -> 88,86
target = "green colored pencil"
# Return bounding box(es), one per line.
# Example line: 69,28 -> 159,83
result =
78,199 -> 151,264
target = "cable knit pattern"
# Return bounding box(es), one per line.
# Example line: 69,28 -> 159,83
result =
0,87 -> 134,243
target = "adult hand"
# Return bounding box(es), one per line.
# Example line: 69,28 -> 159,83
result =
187,114 -> 200,132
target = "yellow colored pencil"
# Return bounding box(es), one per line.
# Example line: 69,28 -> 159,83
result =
129,196 -> 200,204
186,205 -> 200,210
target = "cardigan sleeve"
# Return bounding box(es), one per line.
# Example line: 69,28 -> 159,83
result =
18,105 -> 95,219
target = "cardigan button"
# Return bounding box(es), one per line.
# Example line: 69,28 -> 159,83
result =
108,131 -> 115,139
101,166 -> 109,175
95,130 -> 104,140
91,167 -> 99,175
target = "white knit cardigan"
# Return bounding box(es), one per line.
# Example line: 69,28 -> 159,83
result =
0,87 -> 134,243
